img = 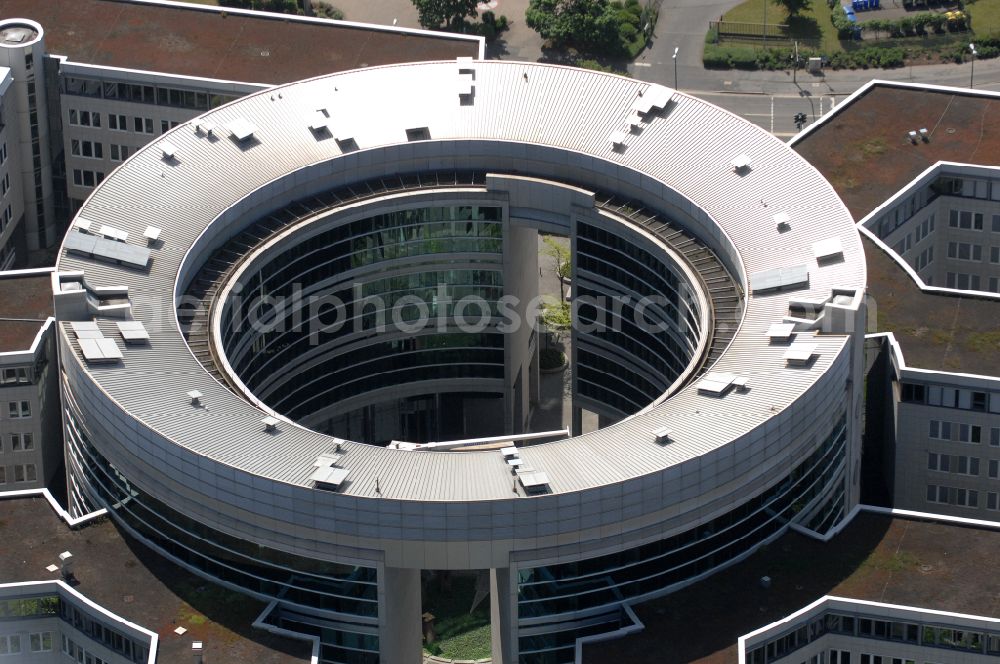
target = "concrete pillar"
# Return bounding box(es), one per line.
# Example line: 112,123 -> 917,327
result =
571,405 -> 583,437
490,567 -> 516,664
381,566 -> 423,664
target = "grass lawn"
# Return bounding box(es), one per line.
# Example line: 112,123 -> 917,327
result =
967,0 -> 1000,34
721,0 -> 1000,52
422,573 -> 492,660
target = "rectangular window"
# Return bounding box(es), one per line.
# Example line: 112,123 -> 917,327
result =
990,459 -> 999,479
928,452 -> 938,470
989,492 -> 998,510
0,634 -> 22,654
0,467 -> 5,484
993,214 -> 1000,232
992,428 -> 1000,446
29,632 -> 52,652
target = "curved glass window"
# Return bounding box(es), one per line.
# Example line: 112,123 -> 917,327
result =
515,417 -> 848,663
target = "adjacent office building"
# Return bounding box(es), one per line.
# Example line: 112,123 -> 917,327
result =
0,0 -> 482,266
0,268 -> 59,492
793,81 -> 1000,521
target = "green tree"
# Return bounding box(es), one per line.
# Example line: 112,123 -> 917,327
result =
540,298 -> 572,346
526,0 -> 633,55
773,0 -> 810,17
541,235 -> 572,300
411,0 -> 479,31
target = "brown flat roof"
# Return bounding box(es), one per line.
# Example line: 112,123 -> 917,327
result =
583,512 -> 1000,664
1,0 -> 479,85
793,82 -> 1000,375
0,496 -> 310,664
794,83 -> 1000,220
0,273 -> 53,352
863,234 -> 1000,374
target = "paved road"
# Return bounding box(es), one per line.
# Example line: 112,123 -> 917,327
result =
327,0 -> 1000,137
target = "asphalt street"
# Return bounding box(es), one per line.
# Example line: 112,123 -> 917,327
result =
324,0 -> 1000,137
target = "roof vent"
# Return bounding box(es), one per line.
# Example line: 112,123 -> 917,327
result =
517,470 -> 550,494
64,233 -> 151,270
227,118 -> 256,142
652,427 -> 672,444
766,322 -> 796,342
115,320 -> 149,344
813,236 -> 844,262
750,264 -> 809,294
773,212 -> 790,231
75,218 -> 93,234
143,226 -> 162,245
262,416 -> 279,432
310,466 -> 350,491
308,109 -> 330,134
160,141 -> 177,160
187,390 -> 203,406
406,127 -> 430,142
79,337 -> 123,363
609,130 -> 628,149
696,372 -> 750,396
631,84 -> 672,115
195,121 -> 215,136
70,321 -> 103,339
730,154 -> 752,173
99,224 -> 129,243
783,342 -> 818,366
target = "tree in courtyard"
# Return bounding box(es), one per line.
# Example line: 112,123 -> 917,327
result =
411,0 -> 479,32
540,297 -> 572,349
541,236 -> 571,280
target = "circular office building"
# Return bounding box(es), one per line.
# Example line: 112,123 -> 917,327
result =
55,61 -> 866,664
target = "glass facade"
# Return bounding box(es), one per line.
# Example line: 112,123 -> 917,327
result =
63,405 -> 380,664
574,220 -> 704,416
219,205 -> 505,428
516,417 -> 848,663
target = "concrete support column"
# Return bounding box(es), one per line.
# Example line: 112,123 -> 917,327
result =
571,405 -> 583,437
381,566 -> 423,664
490,567 -> 516,664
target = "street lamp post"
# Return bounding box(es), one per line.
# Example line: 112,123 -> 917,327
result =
969,43 -> 977,89
673,47 -> 679,90
763,0 -> 767,44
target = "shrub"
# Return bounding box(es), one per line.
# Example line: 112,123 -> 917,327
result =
539,348 -> 566,371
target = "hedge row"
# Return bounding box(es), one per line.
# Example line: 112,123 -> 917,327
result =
704,43 -> 907,70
